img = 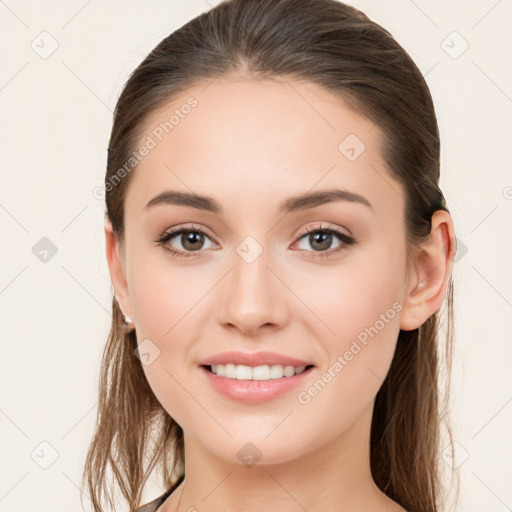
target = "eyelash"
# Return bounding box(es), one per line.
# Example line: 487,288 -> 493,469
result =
154,223 -> 357,259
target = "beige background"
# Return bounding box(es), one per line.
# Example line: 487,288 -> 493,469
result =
0,0 -> 511,510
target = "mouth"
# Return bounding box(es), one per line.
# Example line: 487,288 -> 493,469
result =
199,362 -> 317,404
201,363 -> 316,381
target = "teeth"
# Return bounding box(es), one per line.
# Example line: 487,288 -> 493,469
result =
210,364 -> 307,380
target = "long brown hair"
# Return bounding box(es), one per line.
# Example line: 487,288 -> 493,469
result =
82,0 -> 458,510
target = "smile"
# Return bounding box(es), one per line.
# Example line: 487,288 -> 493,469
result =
200,364 -> 316,404
206,363 -> 313,380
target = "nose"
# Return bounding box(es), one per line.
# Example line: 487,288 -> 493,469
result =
217,247 -> 290,336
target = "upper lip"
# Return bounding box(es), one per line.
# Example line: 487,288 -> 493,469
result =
200,351 -> 315,368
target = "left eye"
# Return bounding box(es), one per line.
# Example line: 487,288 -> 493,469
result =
293,226 -> 356,256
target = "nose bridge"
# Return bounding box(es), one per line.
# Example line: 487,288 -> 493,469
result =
217,237 -> 288,334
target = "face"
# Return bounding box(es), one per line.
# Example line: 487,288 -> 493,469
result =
110,76 -> 415,465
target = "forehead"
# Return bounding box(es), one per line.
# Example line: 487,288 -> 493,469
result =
124,77 -> 403,220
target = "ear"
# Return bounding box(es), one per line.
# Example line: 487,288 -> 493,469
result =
104,217 -> 133,320
400,210 -> 456,331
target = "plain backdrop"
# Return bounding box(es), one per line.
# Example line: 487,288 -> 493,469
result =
1,1 -> 511,511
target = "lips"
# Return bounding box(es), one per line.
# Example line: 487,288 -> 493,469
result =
199,350 -> 315,368
200,363 -> 316,404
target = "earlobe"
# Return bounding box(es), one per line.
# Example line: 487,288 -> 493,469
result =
399,210 -> 456,331
104,217 -> 133,320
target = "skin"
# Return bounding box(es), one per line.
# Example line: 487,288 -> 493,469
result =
105,75 -> 455,512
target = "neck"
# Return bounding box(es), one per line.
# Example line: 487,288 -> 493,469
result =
161,401 -> 404,512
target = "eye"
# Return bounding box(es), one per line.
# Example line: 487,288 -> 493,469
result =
154,224 -> 216,258
155,222 -> 357,259
292,223 -> 357,258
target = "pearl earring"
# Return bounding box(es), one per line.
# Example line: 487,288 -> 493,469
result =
114,295 -> 134,329
122,313 -> 135,331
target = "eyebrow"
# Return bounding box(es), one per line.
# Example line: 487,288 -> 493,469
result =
144,188 -> 373,214
145,190 -> 221,213
279,188 -> 373,213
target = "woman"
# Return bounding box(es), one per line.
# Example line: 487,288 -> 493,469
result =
82,0 -> 458,511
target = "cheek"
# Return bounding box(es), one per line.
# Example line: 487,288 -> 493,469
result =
126,255 -> 208,423
290,246 -> 405,398
125,249 -> 216,393
292,246 -> 405,341
292,279 -> 403,439
127,247 -> 212,339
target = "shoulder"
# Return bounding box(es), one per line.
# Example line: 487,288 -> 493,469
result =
132,474 -> 185,512
133,497 -> 164,512
133,492 -> 170,512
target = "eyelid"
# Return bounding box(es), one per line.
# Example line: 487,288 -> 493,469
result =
161,223 -> 216,241
293,221 -> 352,241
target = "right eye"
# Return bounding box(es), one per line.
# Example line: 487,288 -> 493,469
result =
155,225 -> 217,258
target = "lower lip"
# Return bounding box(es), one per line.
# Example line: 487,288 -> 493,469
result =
199,365 -> 315,404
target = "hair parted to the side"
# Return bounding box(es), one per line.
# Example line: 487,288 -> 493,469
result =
81,0 -> 458,511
